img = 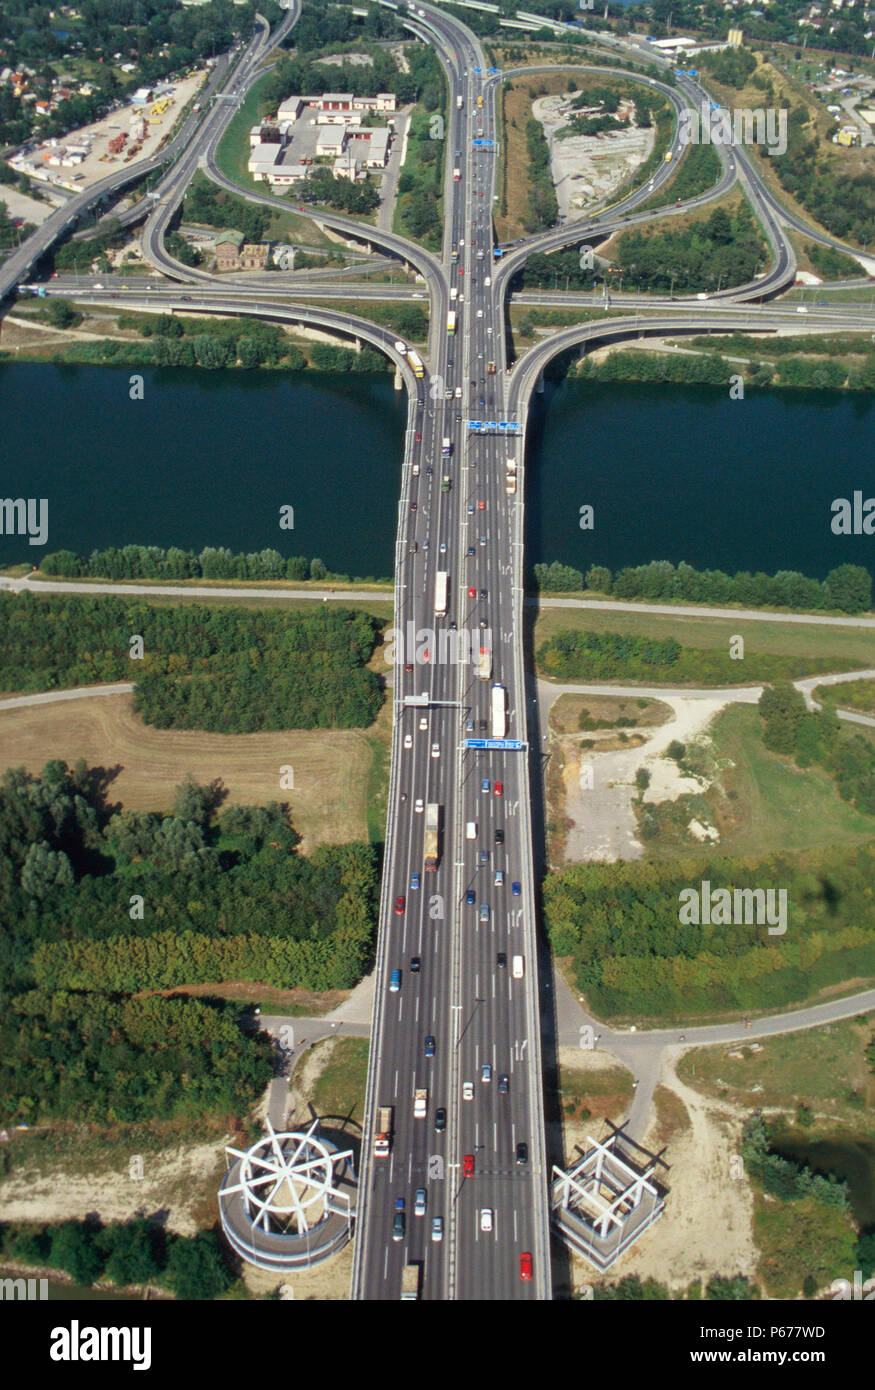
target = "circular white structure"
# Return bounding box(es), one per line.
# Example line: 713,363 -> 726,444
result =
219,1119 -> 356,1271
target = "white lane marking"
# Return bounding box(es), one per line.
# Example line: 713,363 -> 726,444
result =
415,995 -> 420,1023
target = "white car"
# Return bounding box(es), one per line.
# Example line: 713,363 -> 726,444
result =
480,1208 -> 493,1233
419,716 -> 428,731
415,798 -> 424,814
476,308 -> 483,318
455,386 -> 462,398
404,733 -> 413,749
431,743 -> 440,759
463,1081 -> 474,1100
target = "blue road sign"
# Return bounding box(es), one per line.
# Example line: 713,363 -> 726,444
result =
464,739 -> 525,751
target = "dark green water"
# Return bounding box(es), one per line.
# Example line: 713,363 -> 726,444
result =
0,365 -> 872,583
769,1132 -> 875,1228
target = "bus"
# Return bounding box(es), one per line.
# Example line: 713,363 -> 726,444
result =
446,310 -> 456,335
435,570 -> 448,618
407,348 -> 425,378
491,683 -> 506,739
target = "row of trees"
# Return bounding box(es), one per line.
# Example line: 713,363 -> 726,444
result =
524,114 -> 559,234
0,1218 -> 234,1300
40,544 -> 389,584
396,106 -> 445,251
574,559 -> 872,616
543,845 -> 875,1018
0,594 -> 383,732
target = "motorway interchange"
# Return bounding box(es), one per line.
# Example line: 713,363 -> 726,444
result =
5,0 -> 875,1303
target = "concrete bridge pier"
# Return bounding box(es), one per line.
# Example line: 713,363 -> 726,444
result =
536,371 -> 545,394
394,367 -> 403,391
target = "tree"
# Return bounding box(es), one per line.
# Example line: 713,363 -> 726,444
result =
585,566 -> 612,594
44,298 -> 77,329
165,1231 -> 232,1300
759,683 -> 807,755
50,1222 -> 104,1286
635,767 -> 651,792
824,565 -> 872,615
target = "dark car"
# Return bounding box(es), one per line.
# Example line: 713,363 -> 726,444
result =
466,888 -> 476,905
516,1142 -> 528,1165
411,956 -> 421,973
479,718 -> 488,731
424,1035 -> 436,1058
467,545 -> 475,557
434,1107 -> 447,1133
495,828 -> 504,845
498,1074 -> 509,1093
497,952 -> 507,968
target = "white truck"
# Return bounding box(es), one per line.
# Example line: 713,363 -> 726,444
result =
456,94 -> 463,110
374,1106 -> 393,1157
478,645 -> 492,681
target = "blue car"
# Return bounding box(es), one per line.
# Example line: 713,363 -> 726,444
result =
389,969 -> 401,993
481,778 -> 490,793
424,1035 -> 436,1058
411,872 -> 421,891
512,882 -> 521,897
466,889 -> 476,905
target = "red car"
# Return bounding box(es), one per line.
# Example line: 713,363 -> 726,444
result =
463,1153 -> 474,1177
459,267 -> 464,276
415,431 -> 421,442
477,499 -> 485,510
468,586 -> 476,598
519,1252 -> 533,1282
494,781 -> 503,797
394,895 -> 405,916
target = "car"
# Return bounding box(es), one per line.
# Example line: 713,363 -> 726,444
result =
519,1252 -> 533,1282
466,888 -> 476,905
479,903 -> 489,923
431,743 -> 440,759
414,1187 -> 427,1217
478,500 -> 485,511
444,388 -> 453,400
394,895 -> 405,916
404,660 -> 413,671
411,956 -> 421,973
476,308 -> 483,318
410,501 -> 417,511
481,1062 -> 492,1082
462,1080 -> 474,1100
479,534 -> 487,546
463,1153 -> 475,1177
466,717 -> 475,732
481,778 -> 490,793
480,1208 -> 493,1233
414,431 -> 421,442
434,1107 -> 447,1133
431,1215 -> 444,1242
512,881 -> 521,896
467,545 -> 475,557
479,850 -> 489,865
455,386 -> 462,398
494,781 -> 503,797
404,733 -> 413,749
479,587 -> 487,599
497,952 -> 506,968
479,718 -> 488,732
494,869 -> 504,887
393,1210 -> 405,1242
469,585 -> 477,598
389,968 -> 401,992
479,619 -> 488,629
419,716 -> 428,731
498,1074 -> 509,1093
415,798 -> 424,814
424,1035 -> 436,1058
439,541 -> 447,554
411,872 -> 420,891
449,620 -> 457,630
495,828 -> 504,844
467,502 -> 474,514
516,1142 -> 528,1165
479,397 -> 485,406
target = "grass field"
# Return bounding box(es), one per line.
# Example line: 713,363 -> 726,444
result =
678,1013 -> 875,1128
815,678 -> 875,716
308,1037 -> 370,1130
549,692 -> 672,735
0,693 -> 381,849
530,604 -> 875,675
554,1059 -> 634,1124
645,702 -> 875,858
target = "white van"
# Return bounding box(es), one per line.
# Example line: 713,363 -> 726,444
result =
511,955 -> 524,979
466,821 -> 477,840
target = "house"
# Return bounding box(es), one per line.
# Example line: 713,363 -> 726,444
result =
315,126 -> 347,157
212,231 -> 269,271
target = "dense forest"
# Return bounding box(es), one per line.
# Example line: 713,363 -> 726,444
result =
0,1217 -> 234,1299
615,205 -> 766,294
544,843 -> 875,1019
0,594 -> 383,732
40,544 -> 392,585
0,761 -> 377,1121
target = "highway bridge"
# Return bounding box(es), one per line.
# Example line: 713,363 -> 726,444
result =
4,0 -> 875,1303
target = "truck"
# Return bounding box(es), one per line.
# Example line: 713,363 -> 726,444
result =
506,459 -> 517,496
456,94 -> 463,110
374,1106 -> 393,1157
453,166 -> 461,181
478,645 -> 492,680
401,1263 -> 421,1301
407,348 -> 425,379
441,475 -> 451,493
441,436 -> 452,457
491,682 -> 507,739
477,94 -> 483,108
424,802 -> 441,870
447,310 -> 457,335
414,1088 -> 428,1119
434,571 -> 448,618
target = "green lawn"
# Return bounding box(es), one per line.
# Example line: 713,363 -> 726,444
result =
816,679 -> 875,716
309,1037 -> 370,1130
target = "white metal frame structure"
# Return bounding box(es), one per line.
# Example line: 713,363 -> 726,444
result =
551,1135 -> 666,1271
